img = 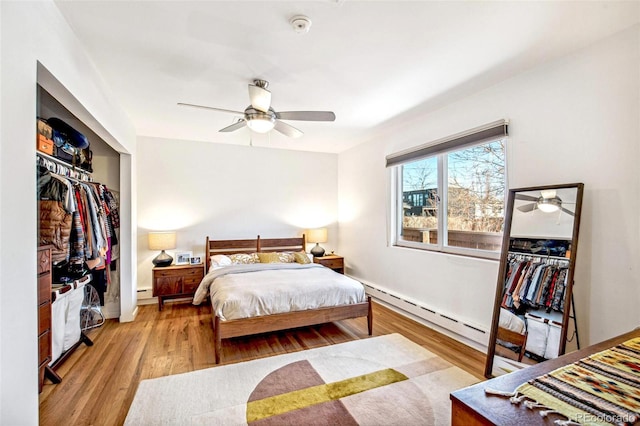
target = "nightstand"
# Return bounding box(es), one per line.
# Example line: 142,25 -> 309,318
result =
152,264 -> 204,310
313,255 -> 344,274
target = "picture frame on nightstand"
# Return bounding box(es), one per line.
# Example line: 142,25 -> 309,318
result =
174,251 -> 192,265
189,256 -> 202,265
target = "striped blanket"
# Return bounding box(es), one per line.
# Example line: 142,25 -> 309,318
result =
514,337 -> 640,426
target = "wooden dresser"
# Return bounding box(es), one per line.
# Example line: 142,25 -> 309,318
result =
152,264 -> 204,310
37,245 -> 53,393
450,328 -> 640,425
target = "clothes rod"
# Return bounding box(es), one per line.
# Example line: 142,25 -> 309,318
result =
37,152 -> 93,181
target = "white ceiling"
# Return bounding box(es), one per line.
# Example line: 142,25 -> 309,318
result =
54,0 -> 639,153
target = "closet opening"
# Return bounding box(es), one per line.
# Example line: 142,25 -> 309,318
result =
37,85 -> 122,319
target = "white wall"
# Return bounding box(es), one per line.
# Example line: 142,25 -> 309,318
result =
0,1 -> 136,423
338,25 -> 640,349
136,136 -> 338,291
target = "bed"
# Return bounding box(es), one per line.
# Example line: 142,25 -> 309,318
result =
496,308 -> 528,362
193,235 -> 372,363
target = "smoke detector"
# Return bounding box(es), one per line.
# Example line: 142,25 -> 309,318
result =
290,15 -> 312,34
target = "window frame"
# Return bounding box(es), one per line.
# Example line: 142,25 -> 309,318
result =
390,125 -> 508,260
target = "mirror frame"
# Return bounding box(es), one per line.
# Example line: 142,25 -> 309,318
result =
484,182 -> 584,378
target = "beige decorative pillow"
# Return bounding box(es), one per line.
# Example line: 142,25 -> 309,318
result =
293,251 -> 312,264
278,252 -> 295,263
257,252 -> 295,263
228,253 -> 259,264
257,252 -> 280,263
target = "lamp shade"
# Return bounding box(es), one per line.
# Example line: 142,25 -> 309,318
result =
148,232 -> 176,250
307,228 -> 328,243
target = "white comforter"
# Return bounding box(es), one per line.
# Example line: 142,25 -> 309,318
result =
192,263 -> 366,321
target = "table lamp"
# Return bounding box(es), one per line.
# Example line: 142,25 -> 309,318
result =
148,231 -> 176,267
308,228 -> 328,257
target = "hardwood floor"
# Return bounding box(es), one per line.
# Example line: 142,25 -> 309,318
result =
39,300 -> 486,425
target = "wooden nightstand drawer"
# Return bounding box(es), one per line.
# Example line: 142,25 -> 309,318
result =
183,281 -> 200,294
154,276 -> 183,296
183,268 -> 204,281
321,259 -> 343,269
313,255 -> 345,274
154,268 -> 185,278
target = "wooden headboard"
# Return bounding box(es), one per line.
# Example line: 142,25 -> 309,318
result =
205,235 -> 306,273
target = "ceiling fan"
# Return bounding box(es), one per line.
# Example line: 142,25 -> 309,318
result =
516,189 -> 574,216
178,80 -> 335,138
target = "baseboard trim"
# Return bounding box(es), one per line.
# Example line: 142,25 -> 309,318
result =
353,278 -> 489,353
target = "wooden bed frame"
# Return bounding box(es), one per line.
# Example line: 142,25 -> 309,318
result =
495,326 -> 528,362
205,235 -> 373,364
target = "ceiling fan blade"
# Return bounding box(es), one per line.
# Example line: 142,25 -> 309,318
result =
561,207 -> 575,216
517,203 -> 537,213
249,84 -> 271,113
178,103 -> 243,115
275,111 -> 336,121
219,120 -> 247,133
274,120 -> 303,138
515,194 -> 539,202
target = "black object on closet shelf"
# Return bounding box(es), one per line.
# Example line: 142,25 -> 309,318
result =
47,118 -> 89,149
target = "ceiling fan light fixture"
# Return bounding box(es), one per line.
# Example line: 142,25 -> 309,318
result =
537,196 -> 562,213
246,115 -> 275,133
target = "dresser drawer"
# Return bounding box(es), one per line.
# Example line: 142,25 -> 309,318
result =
38,274 -> 51,304
37,248 -> 51,274
38,331 -> 51,367
38,301 -> 51,335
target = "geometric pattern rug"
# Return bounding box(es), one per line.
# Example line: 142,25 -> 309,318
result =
125,333 -> 478,425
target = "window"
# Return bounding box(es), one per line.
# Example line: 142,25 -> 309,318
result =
387,120 -> 508,258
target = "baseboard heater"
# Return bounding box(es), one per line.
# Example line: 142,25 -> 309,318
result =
362,282 -> 489,348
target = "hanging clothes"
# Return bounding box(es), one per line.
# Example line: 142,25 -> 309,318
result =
501,254 -> 569,313
37,162 -> 120,305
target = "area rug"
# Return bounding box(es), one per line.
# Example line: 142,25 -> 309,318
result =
125,333 -> 478,425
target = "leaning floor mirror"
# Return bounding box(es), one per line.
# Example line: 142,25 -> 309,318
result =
485,183 -> 584,378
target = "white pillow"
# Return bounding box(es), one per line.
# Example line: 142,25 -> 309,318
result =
498,308 -> 525,334
210,254 -> 232,268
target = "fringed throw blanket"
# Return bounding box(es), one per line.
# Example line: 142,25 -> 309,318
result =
489,338 -> 640,425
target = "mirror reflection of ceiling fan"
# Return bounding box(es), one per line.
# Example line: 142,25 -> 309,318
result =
178,80 -> 335,139
515,189 -> 575,216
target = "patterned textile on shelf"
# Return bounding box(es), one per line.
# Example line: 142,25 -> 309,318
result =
512,337 -> 640,426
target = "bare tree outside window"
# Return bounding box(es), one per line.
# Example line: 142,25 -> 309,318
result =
447,139 -> 505,234
398,139 -> 506,253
